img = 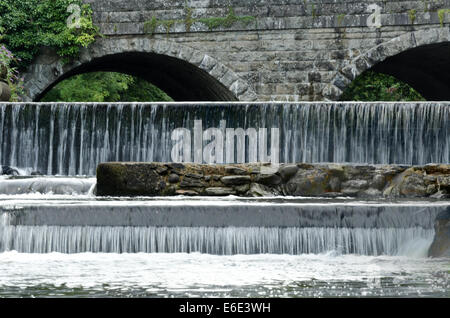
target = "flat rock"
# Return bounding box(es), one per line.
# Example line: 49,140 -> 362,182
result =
221,175 -> 251,186
175,189 -> 199,196
205,187 -> 236,196
224,166 -> 247,175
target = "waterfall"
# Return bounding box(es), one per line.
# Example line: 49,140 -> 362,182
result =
0,203 -> 446,255
0,225 -> 434,255
0,102 -> 448,175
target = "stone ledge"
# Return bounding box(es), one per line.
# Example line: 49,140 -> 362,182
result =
96,162 -> 450,198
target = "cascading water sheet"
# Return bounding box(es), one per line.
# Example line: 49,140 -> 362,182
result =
0,102 -> 448,175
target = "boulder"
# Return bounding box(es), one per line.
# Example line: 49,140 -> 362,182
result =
221,175 -> 251,186
1,165 -> 19,176
224,166 -> 247,175
428,207 -> 450,258
285,169 -> 329,196
168,173 -> 180,183
278,164 -> 299,181
180,176 -> 205,188
256,173 -> 282,186
247,183 -> 277,197
96,163 -> 164,196
205,187 -> 236,196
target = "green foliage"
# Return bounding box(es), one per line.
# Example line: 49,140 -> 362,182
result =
0,0 -> 98,68
41,72 -> 173,102
340,71 -> 425,102
409,9 -> 416,24
0,41 -> 24,101
438,9 -> 450,27
198,7 -> 256,31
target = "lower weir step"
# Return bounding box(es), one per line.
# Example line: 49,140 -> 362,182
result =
1,202 -> 447,228
0,225 -> 434,255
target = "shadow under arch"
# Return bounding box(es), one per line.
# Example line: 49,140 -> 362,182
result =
370,42 -> 450,100
22,38 -> 256,102
36,52 -> 237,102
330,28 -> 450,101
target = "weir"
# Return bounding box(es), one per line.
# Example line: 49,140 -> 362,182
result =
0,102 -> 448,258
0,102 -> 448,175
0,201 -> 448,255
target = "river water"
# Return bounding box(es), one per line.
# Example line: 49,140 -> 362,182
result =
0,102 -> 448,298
0,179 -> 448,298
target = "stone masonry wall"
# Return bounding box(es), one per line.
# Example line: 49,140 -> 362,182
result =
85,0 -> 450,101
24,0 -> 450,101
96,162 -> 450,198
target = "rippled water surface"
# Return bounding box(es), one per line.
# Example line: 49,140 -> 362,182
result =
0,251 -> 448,298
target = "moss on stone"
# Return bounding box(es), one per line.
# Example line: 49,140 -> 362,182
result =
408,9 -> 416,24
143,6 -> 256,36
438,9 -> 450,27
337,14 -> 345,27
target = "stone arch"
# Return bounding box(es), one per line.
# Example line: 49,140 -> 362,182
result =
22,37 -> 257,102
327,27 -> 450,101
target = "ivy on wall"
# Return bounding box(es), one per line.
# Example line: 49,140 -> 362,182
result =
0,0 -> 99,68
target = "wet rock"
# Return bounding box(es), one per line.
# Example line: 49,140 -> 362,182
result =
175,189 -> 198,196
224,166 -> 247,175
278,164 -> 299,181
424,175 -> 437,183
341,180 -> 369,196
156,166 -> 168,175
426,184 -> 437,195
31,171 -> 43,176
371,174 -> 386,190
428,207 -> 450,258
383,168 -> 428,197
437,175 -> 450,188
430,190 -> 449,199
166,163 -> 185,170
328,177 -> 341,192
424,164 -> 450,175
256,173 -> 282,186
342,180 -> 369,189
327,164 -> 344,175
168,173 -> 180,183
97,163 -> 165,196
96,162 -> 450,198
286,169 -> 329,196
362,188 -> 382,197
180,176 -> 205,188
1,166 -> 19,176
341,188 -> 360,197
185,173 -> 203,179
399,173 -> 427,197
205,187 -> 236,196
247,183 -> 276,197
235,184 -> 250,194
221,175 -> 251,186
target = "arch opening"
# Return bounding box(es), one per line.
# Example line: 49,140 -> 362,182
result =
370,42 -> 450,101
339,41 -> 450,101
35,52 -> 238,102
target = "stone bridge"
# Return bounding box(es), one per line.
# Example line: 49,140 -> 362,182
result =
23,0 -> 450,102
